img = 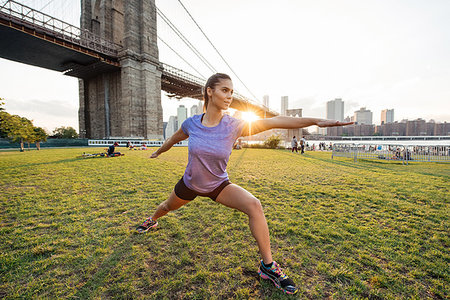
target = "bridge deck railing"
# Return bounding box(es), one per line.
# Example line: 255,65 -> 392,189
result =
0,0 -> 120,57
332,143 -> 450,164
161,62 -> 276,115
161,62 -> 205,86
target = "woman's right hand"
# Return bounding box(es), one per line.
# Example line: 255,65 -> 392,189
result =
150,151 -> 159,158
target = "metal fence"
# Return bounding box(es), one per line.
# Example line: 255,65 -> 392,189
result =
0,0 -> 120,57
332,143 -> 450,164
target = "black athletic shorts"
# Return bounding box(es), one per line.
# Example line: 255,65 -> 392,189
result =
174,176 -> 231,201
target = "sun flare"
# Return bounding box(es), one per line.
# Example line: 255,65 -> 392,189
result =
241,111 -> 259,123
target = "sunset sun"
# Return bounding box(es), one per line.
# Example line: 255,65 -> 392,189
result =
241,111 -> 259,123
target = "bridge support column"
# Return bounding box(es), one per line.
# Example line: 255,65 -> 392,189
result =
79,0 -> 163,140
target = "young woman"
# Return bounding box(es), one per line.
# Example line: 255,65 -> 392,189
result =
137,73 -> 352,294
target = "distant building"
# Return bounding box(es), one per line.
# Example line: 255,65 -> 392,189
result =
315,127 -> 327,135
281,96 -> 289,116
381,109 -> 394,124
286,108 -> 303,140
354,107 -> 373,125
286,108 -> 302,118
165,116 -> 177,139
406,119 -> 427,136
434,122 -> 450,136
196,101 -> 204,114
190,105 -> 198,117
163,122 -> 167,139
326,98 -> 344,121
376,121 -> 407,136
263,95 -> 269,108
177,105 -> 187,129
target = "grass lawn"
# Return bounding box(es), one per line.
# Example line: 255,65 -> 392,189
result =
0,147 -> 449,299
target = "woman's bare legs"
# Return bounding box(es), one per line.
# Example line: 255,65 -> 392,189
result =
151,190 -> 191,220
216,184 -> 273,264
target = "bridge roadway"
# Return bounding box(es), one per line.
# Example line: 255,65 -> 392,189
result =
0,0 -> 276,118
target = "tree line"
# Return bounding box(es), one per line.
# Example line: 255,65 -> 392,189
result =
0,98 -> 79,151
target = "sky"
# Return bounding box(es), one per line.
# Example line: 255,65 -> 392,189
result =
1,0 -> 450,133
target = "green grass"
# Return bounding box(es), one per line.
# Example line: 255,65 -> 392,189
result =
0,147 -> 448,299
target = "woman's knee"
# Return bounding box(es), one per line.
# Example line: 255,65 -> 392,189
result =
246,197 -> 264,216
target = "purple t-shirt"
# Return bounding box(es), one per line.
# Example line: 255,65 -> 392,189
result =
181,114 -> 245,193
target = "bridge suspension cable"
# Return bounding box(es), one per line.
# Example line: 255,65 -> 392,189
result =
176,0 -> 259,101
38,0 -> 54,12
157,36 -> 206,80
156,7 -> 217,75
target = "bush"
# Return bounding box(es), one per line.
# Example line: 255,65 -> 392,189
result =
264,134 -> 282,149
52,126 -> 79,139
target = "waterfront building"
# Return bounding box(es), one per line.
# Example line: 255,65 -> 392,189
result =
163,122 -> 167,139
354,107 -> 373,125
381,109 -> 394,124
406,119 -> 427,136
190,105 -> 198,117
281,96 -> 289,116
177,105 -> 188,129
165,116 -> 177,139
326,98 -> 344,121
196,101 -> 204,114
434,122 -> 450,136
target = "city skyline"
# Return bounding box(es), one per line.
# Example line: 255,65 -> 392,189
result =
1,0 -> 449,133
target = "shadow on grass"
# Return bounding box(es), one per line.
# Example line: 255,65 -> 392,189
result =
73,234 -> 136,299
229,148 -> 248,171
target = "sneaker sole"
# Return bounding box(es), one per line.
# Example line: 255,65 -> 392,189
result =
258,268 -> 298,295
136,222 -> 158,233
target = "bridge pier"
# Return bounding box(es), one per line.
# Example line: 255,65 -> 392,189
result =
79,0 -> 163,140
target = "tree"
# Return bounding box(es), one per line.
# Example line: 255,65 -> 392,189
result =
52,126 -> 79,139
32,127 -> 48,150
0,112 -> 35,151
264,134 -> 282,149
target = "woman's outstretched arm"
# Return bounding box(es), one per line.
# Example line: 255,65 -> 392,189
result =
150,128 -> 188,158
241,116 -> 353,136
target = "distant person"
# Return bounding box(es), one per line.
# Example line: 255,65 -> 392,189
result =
136,73 -> 352,294
300,136 -> 306,154
291,136 -> 298,153
107,142 -> 121,157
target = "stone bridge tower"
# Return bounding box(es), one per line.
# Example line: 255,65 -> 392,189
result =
79,0 -> 163,139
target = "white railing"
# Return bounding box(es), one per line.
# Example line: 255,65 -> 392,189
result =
88,139 -> 188,147
332,143 -> 450,164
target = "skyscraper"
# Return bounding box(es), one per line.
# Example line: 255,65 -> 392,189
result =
190,105 -> 198,117
281,96 -> 288,116
165,116 -> 177,139
177,105 -> 187,129
381,109 -> 394,124
354,107 -> 373,125
326,98 -> 344,121
263,95 -> 269,108
196,101 -> 204,114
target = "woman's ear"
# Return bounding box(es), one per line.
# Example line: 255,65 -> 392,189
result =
207,87 -> 213,98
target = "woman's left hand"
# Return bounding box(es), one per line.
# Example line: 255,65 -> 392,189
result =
316,120 -> 354,127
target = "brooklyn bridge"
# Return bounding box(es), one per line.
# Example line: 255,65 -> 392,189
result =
0,0 -> 277,139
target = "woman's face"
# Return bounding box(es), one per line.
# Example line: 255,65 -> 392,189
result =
207,79 -> 233,111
